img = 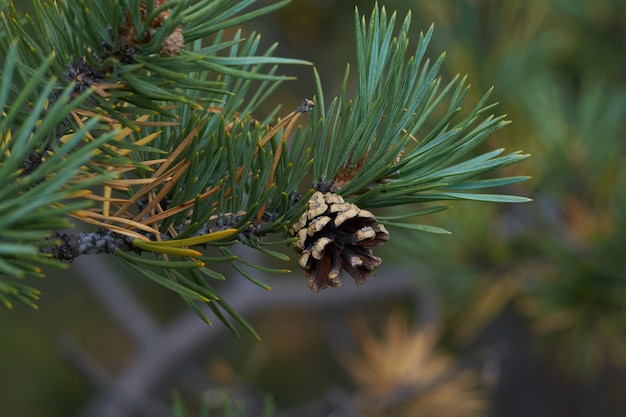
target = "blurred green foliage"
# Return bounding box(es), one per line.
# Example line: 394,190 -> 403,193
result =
267,0 -> 626,412
403,0 -> 626,380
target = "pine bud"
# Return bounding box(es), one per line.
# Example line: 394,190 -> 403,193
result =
160,27 -> 184,56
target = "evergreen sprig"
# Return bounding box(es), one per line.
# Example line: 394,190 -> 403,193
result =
0,43 -> 118,308
0,1 -> 529,335
300,6 -> 530,231
0,0 -> 309,124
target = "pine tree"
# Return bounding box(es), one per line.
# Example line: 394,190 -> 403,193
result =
0,0 -> 529,392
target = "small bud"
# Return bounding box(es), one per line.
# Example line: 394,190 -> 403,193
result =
295,98 -> 315,113
160,27 -> 184,57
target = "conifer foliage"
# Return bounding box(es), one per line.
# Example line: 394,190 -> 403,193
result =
0,0 -> 529,333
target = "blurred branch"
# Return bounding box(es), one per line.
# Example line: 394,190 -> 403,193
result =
72,260 -> 423,417
59,334 -> 171,417
72,241 -> 162,349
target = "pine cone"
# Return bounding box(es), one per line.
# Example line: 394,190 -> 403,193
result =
289,191 -> 390,292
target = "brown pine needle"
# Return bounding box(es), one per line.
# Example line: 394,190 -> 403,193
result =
68,210 -> 159,236
82,193 -> 133,204
140,183 -> 223,226
255,110 -> 304,224
109,125 -> 199,216
79,219 -> 152,241
110,159 -> 186,218
152,124 -> 201,178
104,176 -> 175,188
107,130 -> 163,157
235,108 -> 302,184
258,110 -> 300,148
90,82 -> 126,98
102,186 -> 112,217
131,160 -> 191,223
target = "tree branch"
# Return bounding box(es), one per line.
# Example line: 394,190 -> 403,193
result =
44,230 -> 138,262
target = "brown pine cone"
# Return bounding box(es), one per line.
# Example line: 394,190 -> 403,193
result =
289,191 -> 390,292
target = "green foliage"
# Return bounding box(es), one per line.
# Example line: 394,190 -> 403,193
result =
0,0 -> 309,124
401,0 -> 626,379
0,0 -> 529,339
517,76 -> 626,377
299,6 -> 528,232
0,43 -> 118,308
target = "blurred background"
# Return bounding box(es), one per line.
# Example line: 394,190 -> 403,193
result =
1,0 -> 625,416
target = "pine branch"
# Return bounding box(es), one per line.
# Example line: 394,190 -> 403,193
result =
43,229 -> 137,261
0,1 -> 530,335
